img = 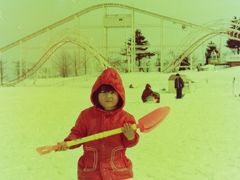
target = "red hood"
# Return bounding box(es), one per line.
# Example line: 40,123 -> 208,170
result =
90,68 -> 125,109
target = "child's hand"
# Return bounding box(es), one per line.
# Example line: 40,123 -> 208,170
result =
122,123 -> 135,141
55,141 -> 68,151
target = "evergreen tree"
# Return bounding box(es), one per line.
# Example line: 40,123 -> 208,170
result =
205,41 -> 220,65
226,16 -> 240,54
121,29 -> 155,71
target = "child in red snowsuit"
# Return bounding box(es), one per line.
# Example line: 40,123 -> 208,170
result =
56,68 -> 139,180
141,84 -> 160,103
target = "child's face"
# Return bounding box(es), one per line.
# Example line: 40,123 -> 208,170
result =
98,90 -> 119,111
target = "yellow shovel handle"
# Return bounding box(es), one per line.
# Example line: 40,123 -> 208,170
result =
66,124 -> 137,147
36,124 -> 137,155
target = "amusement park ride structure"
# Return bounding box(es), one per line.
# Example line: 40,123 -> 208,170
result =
0,3 -> 240,86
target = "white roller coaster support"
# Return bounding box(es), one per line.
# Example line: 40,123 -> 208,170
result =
162,32 -> 224,72
3,38 -> 110,86
163,24 -> 240,72
0,3 -> 214,53
0,3 -> 240,76
0,52 -> 2,86
104,7 -> 108,60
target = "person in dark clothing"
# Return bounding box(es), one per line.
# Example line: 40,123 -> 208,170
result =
141,84 -> 160,103
174,73 -> 184,99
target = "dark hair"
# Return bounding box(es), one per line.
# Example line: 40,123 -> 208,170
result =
92,84 -> 123,109
98,84 -> 116,93
146,83 -> 151,89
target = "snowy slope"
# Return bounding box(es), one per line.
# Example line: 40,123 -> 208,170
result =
1,67 -> 240,180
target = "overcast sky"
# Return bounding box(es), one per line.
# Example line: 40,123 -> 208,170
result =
0,0 -> 239,47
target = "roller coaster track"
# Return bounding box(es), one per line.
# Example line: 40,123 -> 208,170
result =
0,3 -> 240,83
162,25 -> 240,72
162,32 -> 223,72
2,37 -> 111,86
162,31 -> 240,72
0,3 -> 214,53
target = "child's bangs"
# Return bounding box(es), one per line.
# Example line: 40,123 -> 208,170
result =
99,84 -> 115,92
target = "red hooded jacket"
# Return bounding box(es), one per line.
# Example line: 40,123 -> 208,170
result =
141,84 -> 153,102
64,68 -> 139,180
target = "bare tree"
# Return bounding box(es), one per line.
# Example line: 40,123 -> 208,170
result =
53,51 -> 72,78
72,53 -> 78,76
72,49 -> 84,77
14,59 -> 28,79
75,49 -> 87,76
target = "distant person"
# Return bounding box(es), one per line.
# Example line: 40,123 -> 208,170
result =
141,83 -> 160,103
174,73 -> 184,99
129,84 -> 134,88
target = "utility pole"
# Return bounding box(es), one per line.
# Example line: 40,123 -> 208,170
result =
104,7 -> 109,61
160,19 -> 164,72
0,60 -> 3,86
131,10 -> 135,72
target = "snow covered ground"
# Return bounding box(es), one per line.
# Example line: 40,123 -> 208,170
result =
1,67 -> 240,180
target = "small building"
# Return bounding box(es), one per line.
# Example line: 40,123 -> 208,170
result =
227,61 -> 240,67
226,55 -> 240,67
168,74 -> 191,93
208,51 -> 220,65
